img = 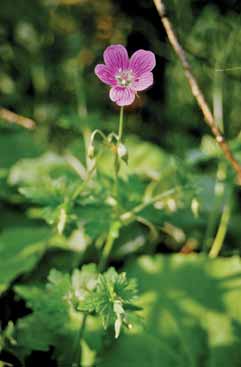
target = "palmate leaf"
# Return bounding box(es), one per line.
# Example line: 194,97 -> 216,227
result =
13,266 -> 139,366
74,202 -> 113,240
75,267 -> 138,339
8,152 -> 77,188
9,152 -> 81,207
13,268 -> 101,367
71,264 -> 98,311
0,226 -> 50,295
99,254 -> 241,367
89,268 -> 138,333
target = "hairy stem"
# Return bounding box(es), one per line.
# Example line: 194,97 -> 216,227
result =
153,0 -> 241,184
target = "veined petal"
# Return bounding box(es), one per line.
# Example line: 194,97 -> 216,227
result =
95,64 -> 116,86
130,50 -> 156,77
109,87 -> 135,106
104,45 -> 129,72
132,72 -> 153,91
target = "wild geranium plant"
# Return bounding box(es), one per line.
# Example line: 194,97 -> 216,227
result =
2,3 -> 241,367
2,45 -> 158,367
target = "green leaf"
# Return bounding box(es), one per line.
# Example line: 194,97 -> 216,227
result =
72,264 -> 98,312
8,152 -> 76,188
13,266 -> 103,366
74,203 -> 113,240
8,152 -> 81,207
99,254 -> 241,367
88,268 -> 138,336
14,270 -> 85,366
0,227 -> 50,294
0,322 -> 16,353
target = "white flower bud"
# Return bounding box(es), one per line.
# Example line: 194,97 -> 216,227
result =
87,143 -> 95,159
117,143 -> 128,163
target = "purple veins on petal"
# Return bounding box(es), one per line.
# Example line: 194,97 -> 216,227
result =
104,44 -> 129,72
110,87 -> 135,106
94,64 -> 117,86
132,72 -> 154,91
129,50 -> 156,77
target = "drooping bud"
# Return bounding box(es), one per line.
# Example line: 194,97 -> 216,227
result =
57,207 -> 67,234
87,142 -> 95,159
191,197 -> 200,218
117,143 -> 128,164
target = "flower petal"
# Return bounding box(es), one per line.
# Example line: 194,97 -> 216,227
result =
129,50 -> 156,77
132,72 -> 153,91
109,87 -> 135,106
104,45 -> 129,72
95,64 -> 116,86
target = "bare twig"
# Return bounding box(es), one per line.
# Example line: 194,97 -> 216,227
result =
153,0 -> 241,184
0,107 -> 35,129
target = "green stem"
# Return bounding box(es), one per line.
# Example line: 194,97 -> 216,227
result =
114,106 -> 124,203
74,108 -> 125,365
120,186 -> 185,222
203,163 -> 226,252
72,313 -> 88,367
118,106 -> 124,142
99,227 -> 116,272
100,108 -> 125,272
209,193 -> 232,258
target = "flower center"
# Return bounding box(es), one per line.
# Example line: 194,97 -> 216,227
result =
115,69 -> 134,87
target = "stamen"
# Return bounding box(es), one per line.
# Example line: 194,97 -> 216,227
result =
115,69 -> 134,87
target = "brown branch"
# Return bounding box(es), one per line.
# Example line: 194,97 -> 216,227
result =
153,0 -> 241,184
0,107 -> 36,129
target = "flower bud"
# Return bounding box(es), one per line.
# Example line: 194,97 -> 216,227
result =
87,143 -> 95,159
117,143 -> 128,164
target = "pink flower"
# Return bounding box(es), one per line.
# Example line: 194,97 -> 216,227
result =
95,44 -> 156,106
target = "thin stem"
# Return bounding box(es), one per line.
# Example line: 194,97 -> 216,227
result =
71,66 -> 89,367
99,226 -> 116,272
121,186 -> 183,221
90,129 -> 107,144
118,106 -> 124,142
133,187 -> 180,213
120,185 -> 190,227
114,106 -> 124,201
209,193 -> 232,258
153,0 -> 241,184
203,163 -> 226,252
72,313 -> 88,367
